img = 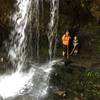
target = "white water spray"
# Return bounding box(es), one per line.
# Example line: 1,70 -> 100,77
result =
0,70 -> 35,99
0,60 -> 59,99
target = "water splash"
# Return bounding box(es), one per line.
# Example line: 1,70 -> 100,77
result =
0,60 -> 60,99
0,70 -> 35,99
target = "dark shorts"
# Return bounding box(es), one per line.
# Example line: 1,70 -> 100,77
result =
63,45 -> 67,52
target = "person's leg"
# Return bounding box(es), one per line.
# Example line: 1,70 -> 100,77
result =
63,45 -> 66,57
67,46 -> 69,59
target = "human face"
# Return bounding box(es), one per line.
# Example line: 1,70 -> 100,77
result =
66,31 -> 69,35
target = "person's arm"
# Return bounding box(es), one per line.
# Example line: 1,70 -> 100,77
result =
69,35 -> 71,40
62,34 -> 65,41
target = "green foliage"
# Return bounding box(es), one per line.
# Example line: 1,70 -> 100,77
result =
66,70 -> 100,99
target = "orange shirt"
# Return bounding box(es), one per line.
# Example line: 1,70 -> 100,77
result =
62,34 -> 70,46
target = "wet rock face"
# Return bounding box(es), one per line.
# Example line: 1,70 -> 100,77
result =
0,24 -> 10,47
0,0 -> 98,27
0,0 -> 14,25
0,0 -> 99,36
0,0 -> 99,53
0,0 -> 15,48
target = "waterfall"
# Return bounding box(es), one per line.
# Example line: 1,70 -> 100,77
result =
8,0 -> 32,72
41,0 -> 43,9
53,0 -> 59,58
48,0 -> 59,60
35,0 -> 40,60
0,0 -> 60,99
31,0 -> 40,60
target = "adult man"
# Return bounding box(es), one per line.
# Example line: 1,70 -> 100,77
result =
62,31 -> 71,59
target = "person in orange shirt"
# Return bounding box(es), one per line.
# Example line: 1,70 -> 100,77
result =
62,31 -> 71,59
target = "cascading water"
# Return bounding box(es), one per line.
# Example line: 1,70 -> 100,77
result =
9,0 -> 32,72
0,0 -> 59,100
53,0 -> 59,58
31,0 -> 40,60
0,0 -> 35,99
35,0 -> 40,60
48,0 -> 59,60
